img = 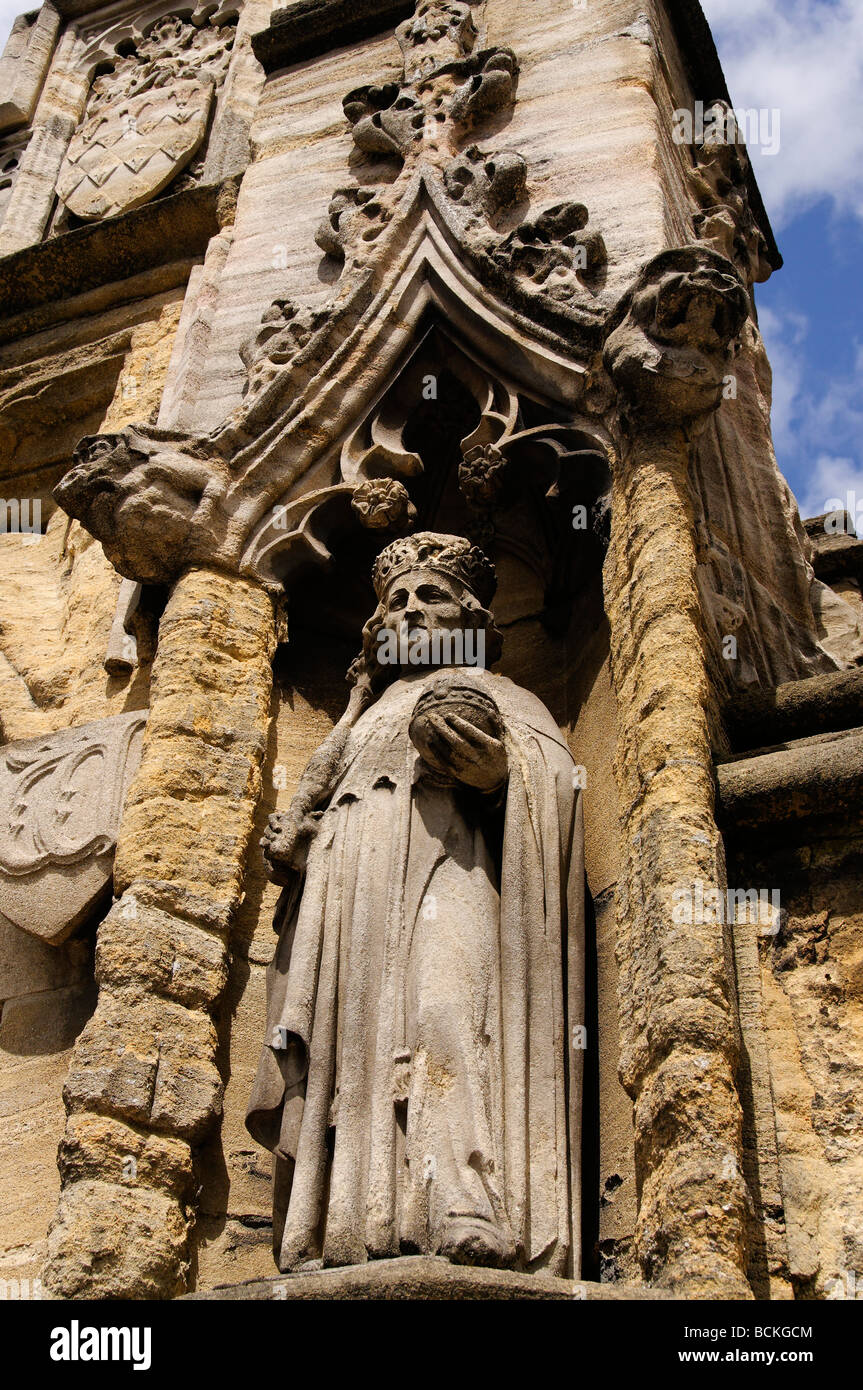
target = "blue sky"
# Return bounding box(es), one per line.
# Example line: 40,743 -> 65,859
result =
700,0 -> 863,521
1,0 -> 860,521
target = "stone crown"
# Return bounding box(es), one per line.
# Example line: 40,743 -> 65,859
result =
372,532 -> 497,607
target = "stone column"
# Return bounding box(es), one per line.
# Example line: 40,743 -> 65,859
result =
44,566 -> 276,1299
602,247 -> 752,1297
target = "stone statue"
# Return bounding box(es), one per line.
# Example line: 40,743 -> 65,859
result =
247,533 -> 585,1276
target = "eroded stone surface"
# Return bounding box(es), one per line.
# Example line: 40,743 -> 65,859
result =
0,712 -> 146,944
44,567 -> 276,1299
0,0 -> 857,1308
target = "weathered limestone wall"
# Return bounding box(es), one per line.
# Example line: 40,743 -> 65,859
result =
693,330 -> 837,695
170,0 -> 675,432
723,802 -> 863,1300
0,6 -> 60,136
648,3 -> 842,693
46,567 -> 276,1298
0,19 -> 86,256
1,0 -> 854,1302
0,920 -> 96,1292
0,281 -> 187,1289
170,26 -> 404,431
0,288 -> 183,740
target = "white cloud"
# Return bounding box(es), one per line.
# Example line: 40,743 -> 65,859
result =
797,454 -> 863,524
700,0 -> 863,228
756,303 -> 863,519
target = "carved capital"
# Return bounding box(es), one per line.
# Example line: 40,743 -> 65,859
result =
603,247 -> 747,430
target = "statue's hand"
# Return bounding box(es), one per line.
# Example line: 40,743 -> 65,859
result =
261,807 -> 319,883
410,708 -> 508,792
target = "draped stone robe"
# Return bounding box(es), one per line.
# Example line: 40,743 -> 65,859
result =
247,665 -> 585,1277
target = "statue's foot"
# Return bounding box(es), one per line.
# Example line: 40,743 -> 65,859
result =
438,1215 -> 517,1270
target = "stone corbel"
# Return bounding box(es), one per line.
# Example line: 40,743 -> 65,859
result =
601,246 -> 754,1297
53,410 -> 422,597
603,245 -> 748,432
53,426 -> 231,587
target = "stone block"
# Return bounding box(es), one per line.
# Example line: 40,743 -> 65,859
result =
58,1112 -> 194,1201
45,1179 -> 190,1300
96,897 -> 228,1011
64,994 -> 222,1142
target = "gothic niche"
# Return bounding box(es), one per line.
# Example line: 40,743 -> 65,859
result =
54,11 -> 236,226
249,529 -> 588,1275
248,327 -> 612,644
246,331 -> 611,1275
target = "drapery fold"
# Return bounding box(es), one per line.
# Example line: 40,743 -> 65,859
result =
247,669 -> 584,1276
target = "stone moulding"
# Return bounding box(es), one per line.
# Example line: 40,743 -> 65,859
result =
53,0 -> 611,590
0,710 -> 147,944
664,0 -> 781,272
252,0 -> 415,73
54,185 -> 610,596
716,727 -> 863,830
0,5 -> 61,134
182,1257 -> 677,1301
724,667 -> 863,754
0,180 -> 224,330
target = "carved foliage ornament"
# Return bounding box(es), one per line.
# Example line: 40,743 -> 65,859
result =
53,3 -> 626,596
242,0 -> 606,402
57,14 -> 235,221
687,101 -> 772,289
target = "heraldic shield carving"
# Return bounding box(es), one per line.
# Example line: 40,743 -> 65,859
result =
57,14 -> 234,221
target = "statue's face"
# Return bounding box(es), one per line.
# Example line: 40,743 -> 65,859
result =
382,567 -> 467,647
